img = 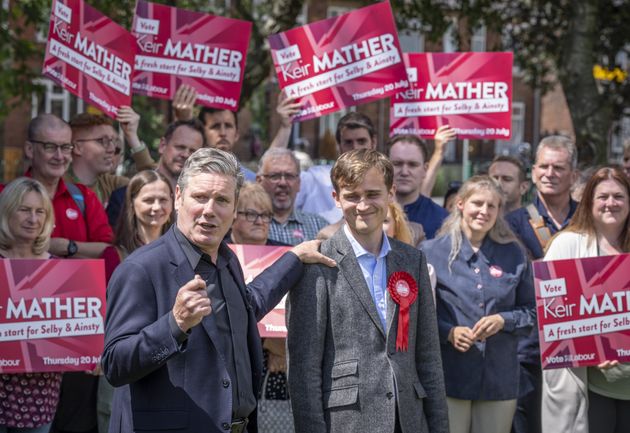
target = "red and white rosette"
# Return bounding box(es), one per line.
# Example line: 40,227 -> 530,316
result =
387,271 -> 418,351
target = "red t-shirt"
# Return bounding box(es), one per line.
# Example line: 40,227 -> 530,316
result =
50,178 -> 113,242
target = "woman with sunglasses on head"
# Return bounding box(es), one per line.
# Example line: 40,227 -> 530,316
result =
422,175 -> 535,433
541,166 -> 630,433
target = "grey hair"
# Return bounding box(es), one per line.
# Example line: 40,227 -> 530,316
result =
27,113 -> 70,141
436,175 -> 518,272
0,177 -> 54,255
177,147 -> 244,198
257,148 -> 301,175
535,135 -> 578,169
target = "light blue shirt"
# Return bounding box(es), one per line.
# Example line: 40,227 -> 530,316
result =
295,165 -> 343,223
344,224 -> 391,329
240,165 -> 256,182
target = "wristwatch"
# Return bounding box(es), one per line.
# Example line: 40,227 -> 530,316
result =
66,239 -> 78,257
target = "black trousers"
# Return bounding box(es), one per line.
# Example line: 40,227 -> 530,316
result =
588,390 -> 630,433
50,372 -> 99,433
511,362 -> 542,433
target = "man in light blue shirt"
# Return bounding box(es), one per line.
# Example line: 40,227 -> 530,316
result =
287,149 -> 448,433
344,224 -> 390,329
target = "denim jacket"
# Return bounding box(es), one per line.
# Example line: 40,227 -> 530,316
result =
423,233 -> 535,400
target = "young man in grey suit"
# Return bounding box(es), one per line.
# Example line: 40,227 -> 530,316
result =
287,149 -> 448,433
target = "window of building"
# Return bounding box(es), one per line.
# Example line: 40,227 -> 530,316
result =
31,79 -> 84,121
399,19 -> 424,53
495,101 -> 526,155
471,25 -> 486,52
327,5 -> 352,18
442,19 -> 458,53
295,3 -> 308,25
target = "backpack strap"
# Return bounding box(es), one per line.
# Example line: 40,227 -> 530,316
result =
526,203 -> 552,251
65,182 -> 86,217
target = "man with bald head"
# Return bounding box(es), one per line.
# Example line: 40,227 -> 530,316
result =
23,114 -> 113,258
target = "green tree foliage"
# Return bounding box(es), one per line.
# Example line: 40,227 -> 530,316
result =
1,0 -> 50,116
393,0 -> 630,164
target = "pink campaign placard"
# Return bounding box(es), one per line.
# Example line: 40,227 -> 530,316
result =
132,0 -> 252,110
43,0 -> 136,118
390,52 -> 513,140
0,259 -> 106,373
533,254 -> 630,369
228,245 -> 291,338
269,2 -> 409,121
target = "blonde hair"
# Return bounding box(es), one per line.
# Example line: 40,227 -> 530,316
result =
387,202 -> 414,245
436,175 -> 517,270
237,182 -> 273,214
0,177 -> 54,255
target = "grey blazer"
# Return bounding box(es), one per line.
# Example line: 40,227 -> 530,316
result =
287,229 -> 448,433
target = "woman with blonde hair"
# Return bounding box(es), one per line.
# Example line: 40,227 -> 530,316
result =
382,201 -> 414,245
422,175 -> 535,433
542,166 -> 630,433
0,177 -> 59,433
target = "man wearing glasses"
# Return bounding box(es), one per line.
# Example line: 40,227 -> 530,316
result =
67,108 -> 153,207
257,148 -> 328,245
21,113 -> 113,258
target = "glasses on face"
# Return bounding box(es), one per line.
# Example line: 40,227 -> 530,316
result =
114,147 -> 122,156
29,139 -> 74,154
237,210 -> 272,223
261,172 -> 299,183
75,136 -> 122,150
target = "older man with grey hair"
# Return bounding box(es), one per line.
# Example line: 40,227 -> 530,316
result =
103,147 -> 334,433
505,135 -> 579,433
257,148 -> 328,245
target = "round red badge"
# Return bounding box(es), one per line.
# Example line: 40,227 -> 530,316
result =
489,265 -> 503,278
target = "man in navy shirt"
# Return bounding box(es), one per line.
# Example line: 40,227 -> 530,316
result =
505,136 -> 578,260
505,135 -> 578,433
388,134 -> 448,240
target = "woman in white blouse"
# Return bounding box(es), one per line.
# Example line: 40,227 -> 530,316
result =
541,166 -> 630,433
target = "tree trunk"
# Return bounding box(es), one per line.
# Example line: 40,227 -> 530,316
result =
558,0 -> 612,164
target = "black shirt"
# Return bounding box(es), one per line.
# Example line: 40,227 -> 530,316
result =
173,226 -> 256,419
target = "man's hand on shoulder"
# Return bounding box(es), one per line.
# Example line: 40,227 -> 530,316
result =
290,240 -> 336,267
173,275 -> 212,332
